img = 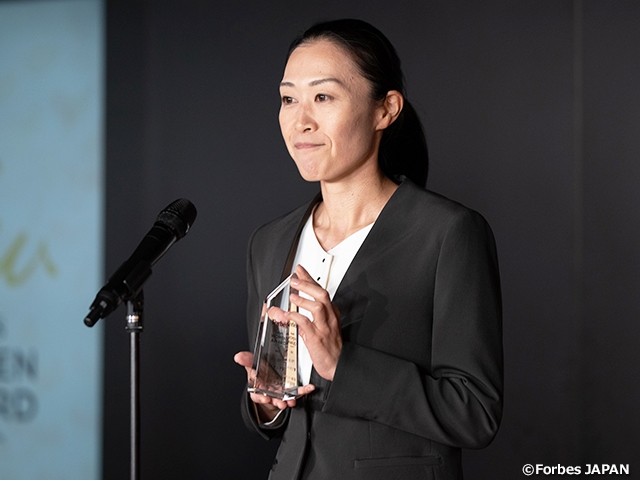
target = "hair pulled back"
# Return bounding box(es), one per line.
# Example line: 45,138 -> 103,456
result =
287,18 -> 429,187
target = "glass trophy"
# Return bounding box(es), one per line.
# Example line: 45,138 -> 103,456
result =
248,274 -> 299,400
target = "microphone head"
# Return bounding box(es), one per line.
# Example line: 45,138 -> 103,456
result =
156,198 -> 197,239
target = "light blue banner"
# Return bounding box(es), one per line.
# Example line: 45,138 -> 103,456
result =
0,1 -> 103,478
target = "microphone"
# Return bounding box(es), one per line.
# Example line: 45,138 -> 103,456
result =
84,198 -> 197,327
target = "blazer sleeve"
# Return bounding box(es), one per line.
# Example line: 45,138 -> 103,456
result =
239,225 -> 290,440
322,209 -> 503,449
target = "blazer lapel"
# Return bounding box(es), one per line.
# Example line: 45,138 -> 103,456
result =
333,179 -> 420,328
271,180 -> 420,328
249,198 -> 315,305
273,192 -> 322,288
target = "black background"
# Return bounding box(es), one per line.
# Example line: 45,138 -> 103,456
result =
104,1 -> 640,478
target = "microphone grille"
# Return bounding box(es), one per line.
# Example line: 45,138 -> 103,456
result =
156,198 -> 197,239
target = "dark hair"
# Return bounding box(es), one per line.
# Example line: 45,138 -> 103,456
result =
287,19 -> 429,187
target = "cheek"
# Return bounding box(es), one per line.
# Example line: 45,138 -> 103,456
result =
278,109 -> 286,133
278,110 -> 292,141
334,113 -> 374,153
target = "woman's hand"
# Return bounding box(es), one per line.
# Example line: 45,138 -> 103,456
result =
270,264 -> 343,381
234,351 -> 315,422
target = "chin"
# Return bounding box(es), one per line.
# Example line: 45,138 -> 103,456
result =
292,161 -> 322,183
296,170 -> 322,183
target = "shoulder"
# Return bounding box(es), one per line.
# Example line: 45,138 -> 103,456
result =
247,194 -> 320,266
250,199 -> 313,247
390,181 -> 500,284
389,179 -> 493,239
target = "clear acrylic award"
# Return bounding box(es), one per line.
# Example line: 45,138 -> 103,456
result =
248,274 -> 299,400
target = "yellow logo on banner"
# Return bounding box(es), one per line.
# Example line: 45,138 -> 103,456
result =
0,160 -> 58,287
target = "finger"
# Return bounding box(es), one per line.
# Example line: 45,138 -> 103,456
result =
234,352 -> 257,382
296,384 -> 315,396
253,384 -> 315,409
285,309 -> 313,328
250,392 -> 265,403
285,311 -> 316,341
250,392 -> 273,405
267,306 -> 288,325
272,398 -> 290,410
234,351 -> 254,369
250,393 -> 284,409
284,384 -> 315,407
293,264 -> 314,283
292,268 -> 329,299
289,292 -> 329,319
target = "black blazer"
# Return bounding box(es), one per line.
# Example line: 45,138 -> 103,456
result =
242,179 -> 503,480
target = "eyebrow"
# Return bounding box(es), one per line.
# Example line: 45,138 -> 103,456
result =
279,77 -> 345,88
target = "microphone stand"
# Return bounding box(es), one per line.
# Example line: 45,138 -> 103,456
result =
83,198 -> 197,480
125,290 -> 144,480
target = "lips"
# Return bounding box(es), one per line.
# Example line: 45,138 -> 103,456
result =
294,142 -> 324,149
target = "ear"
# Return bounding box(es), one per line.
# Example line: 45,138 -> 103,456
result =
375,90 -> 404,131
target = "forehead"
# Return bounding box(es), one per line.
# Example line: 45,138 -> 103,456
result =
282,40 -> 364,85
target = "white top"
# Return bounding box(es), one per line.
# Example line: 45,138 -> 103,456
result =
291,211 -> 374,385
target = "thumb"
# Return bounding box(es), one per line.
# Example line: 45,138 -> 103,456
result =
234,351 -> 254,369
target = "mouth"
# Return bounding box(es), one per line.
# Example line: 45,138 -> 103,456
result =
294,142 -> 323,150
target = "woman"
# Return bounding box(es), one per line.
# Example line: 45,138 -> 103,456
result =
235,19 -> 502,480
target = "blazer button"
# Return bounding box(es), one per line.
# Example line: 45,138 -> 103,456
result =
307,432 -> 311,440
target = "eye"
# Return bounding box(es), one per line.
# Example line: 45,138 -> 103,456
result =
281,96 -> 294,105
315,94 -> 330,102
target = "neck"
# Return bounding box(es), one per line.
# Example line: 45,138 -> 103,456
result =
313,169 -> 398,251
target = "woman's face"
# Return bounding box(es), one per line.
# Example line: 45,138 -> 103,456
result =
279,40 -> 385,184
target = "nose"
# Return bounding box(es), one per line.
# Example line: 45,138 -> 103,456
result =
295,104 -> 317,132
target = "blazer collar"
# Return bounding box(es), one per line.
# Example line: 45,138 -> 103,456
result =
277,191 -> 322,283
276,179 -> 423,326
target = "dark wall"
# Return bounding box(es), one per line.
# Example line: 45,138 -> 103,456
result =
104,1 -> 640,478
